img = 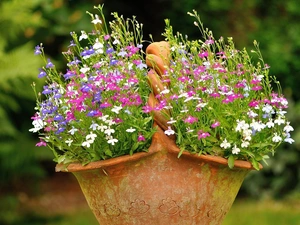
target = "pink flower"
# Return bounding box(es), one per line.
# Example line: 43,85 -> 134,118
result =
211,121 -> 220,128
142,105 -> 153,113
210,92 -> 220,98
137,134 -> 146,142
198,130 -> 210,140
198,51 -> 208,58
249,100 -> 259,108
252,85 -> 262,91
36,139 -> 47,147
184,115 -> 198,124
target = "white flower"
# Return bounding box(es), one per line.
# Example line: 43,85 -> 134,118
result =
250,120 -> 265,132
266,119 -> 275,128
80,65 -> 90,74
68,127 -> 78,135
167,117 -> 177,124
284,133 -> 294,144
220,139 -> 231,149
235,120 -> 249,132
241,141 -> 250,148
232,145 -> 241,154
91,14 -> 102,24
111,105 -> 123,114
107,138 -> 118,145
105,119 -> 116,126
164,126 -> 175,136
90,122 -> 100,131
178,92 -> 189,98
82,140 -> 93,148
65,139 -> 73,146
93,38 -> 104,53
113,39 -> 120,45
29,119 -> 45,133
104,128 -> 115,136
86,132 -> 97,141
274,116 -> 285,125
160,88 -> 170,95
99,115 -> 109,122
98,124 -> 108,132
126,127 -> 136,133
272,133 -> 282,143
277,109 -> 287,116
79,31 -> 88,41
242,128 -> 252,139
262,104 -> 274,114
196,102 -> 208,108
247,110 -> 258,118
283,122 -> 294,133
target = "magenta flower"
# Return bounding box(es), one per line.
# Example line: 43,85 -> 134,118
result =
184,115 -> 198,124
197,130 -> 210,140
249,100 -> 260,108
137,134 -> 146,142
252,86 -> 262,91
198,51 -> 208,58
36,139 -> 47,147
211,121 -> 220,128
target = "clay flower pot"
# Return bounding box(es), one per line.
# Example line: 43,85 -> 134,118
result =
56,127 -> 256,225
55,41 -> 260,224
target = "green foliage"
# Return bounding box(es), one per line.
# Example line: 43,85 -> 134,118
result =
0,0 -> 47,187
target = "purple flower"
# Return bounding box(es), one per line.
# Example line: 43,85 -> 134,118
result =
87,110 -> 98,117
42,86 -> 52,95
68,40 -> 76,47
54,114 -> 64,121
46,58 -> 54,68
64,70 -> 76,80
38,69 -> 47,78
34,45 -> 43,55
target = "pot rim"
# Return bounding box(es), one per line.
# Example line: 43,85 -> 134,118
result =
56,130 -> 262,172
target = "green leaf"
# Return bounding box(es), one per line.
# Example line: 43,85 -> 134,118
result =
228,155 -> 235,169
178,147 -> 185,158
251,158 -> 260,171
105,149 -> 113,157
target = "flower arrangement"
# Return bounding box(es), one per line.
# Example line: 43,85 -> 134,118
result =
30,5 -> 155,165
153,10 -> 294,169
30,6 -> 293,169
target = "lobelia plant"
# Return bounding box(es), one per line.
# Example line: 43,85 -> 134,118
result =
151,10 -> 294,170
30,5 -> 155,165
30,5 -> 294,170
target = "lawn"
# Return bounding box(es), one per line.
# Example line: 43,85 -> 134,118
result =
223,199 -> 300,225
30,199 -> 300,225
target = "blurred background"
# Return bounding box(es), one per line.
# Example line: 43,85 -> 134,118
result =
1,0 -> 300,224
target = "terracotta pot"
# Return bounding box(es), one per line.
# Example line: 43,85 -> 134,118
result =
56,128 -> 257,225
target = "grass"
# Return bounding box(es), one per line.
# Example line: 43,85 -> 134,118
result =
223,199 -> 300,225
43,199 -> 300,225
2,196 -> 300,225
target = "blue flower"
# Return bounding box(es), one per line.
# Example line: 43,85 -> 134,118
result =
34,45 -> 43,55
46,58 -> 54,68
64,70 -> 76,80
38,69 -> 47,78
